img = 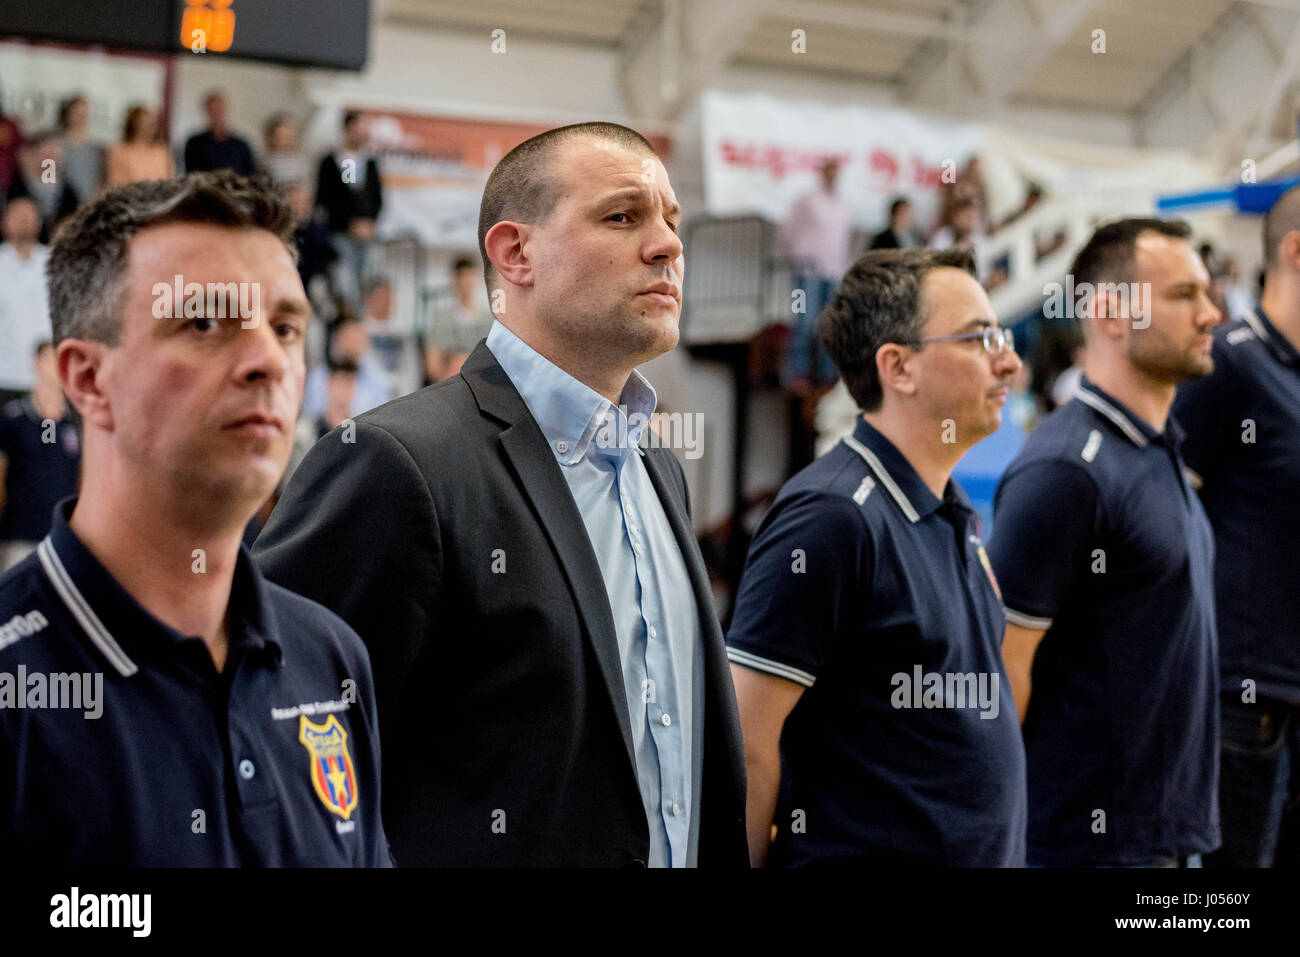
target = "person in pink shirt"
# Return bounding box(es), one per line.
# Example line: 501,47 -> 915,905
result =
780,158 -> 852,390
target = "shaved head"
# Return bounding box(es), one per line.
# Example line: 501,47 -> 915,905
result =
1264,183 -> 1300,272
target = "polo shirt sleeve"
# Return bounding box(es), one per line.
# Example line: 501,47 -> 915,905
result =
1171,343 -> 1233,489
988,457 -> 1101,631
726,489 -> 871,688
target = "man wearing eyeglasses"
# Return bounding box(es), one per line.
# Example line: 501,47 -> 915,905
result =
987,218 -> 1222,867
727,248 -> 1026,866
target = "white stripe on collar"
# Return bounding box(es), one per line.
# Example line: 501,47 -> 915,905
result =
36,537 -> 138,677
842,434 -> 920,523
1074,388 -> 1148,448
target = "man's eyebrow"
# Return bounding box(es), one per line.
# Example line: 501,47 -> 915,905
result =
958,317 -> 994,331
597,189 -> 682,219
270,298 -> 312,317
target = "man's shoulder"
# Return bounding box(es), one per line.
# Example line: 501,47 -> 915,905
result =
0,553 -> 69,671
769,443 -> 881,527
1002,402 -> 1111,487
258,577 -> 371,671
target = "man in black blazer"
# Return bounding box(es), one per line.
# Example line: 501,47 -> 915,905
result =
255,122 -> 748,867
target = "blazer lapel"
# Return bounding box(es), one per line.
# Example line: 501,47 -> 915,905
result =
463,344 -> 638,776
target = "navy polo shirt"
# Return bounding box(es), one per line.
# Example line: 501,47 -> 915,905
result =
0,499 -> 392,866
988,377 -> 1218,866
0,399 -> 80,543
726,417 -> 1027,866
1172,308 -> 1300,702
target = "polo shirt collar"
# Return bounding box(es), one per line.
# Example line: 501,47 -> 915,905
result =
843,417 -> 972,524
1243,306 -> 1300,368
1074,376 -> 1175,449
485,320 -> 658,466
39,498 -> 282,678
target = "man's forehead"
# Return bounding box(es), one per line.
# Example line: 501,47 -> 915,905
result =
128,222 -> 296,273
1135,232 -> 1203,279
557,139 -> 674,198
921,267 -> 992,330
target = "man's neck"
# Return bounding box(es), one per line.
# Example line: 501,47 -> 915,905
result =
8,240 -> 35,261
862,409 -> 965,501
1082,353 -> 1175,434
69,473 -> 247,670
31,386 -> 64,421
1259,279 -> 1300,354
505,322 -> 632,405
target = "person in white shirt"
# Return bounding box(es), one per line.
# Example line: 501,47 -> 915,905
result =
0,198 -> 52,403
779,158 -> 853,390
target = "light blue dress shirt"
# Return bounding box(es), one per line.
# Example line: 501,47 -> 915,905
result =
486,320 -> 704,867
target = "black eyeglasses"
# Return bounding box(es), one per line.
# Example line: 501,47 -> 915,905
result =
908,326 -> 1015,355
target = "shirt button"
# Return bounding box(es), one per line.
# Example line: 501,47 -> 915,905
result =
671,802 -> 681,816
660,713 -> 671,727
555,440 -> 569,454
238,759 -> 255,780
633,543 -> 644,556
648,625 -> 658,638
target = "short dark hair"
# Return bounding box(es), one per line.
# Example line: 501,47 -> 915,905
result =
452,255 -> 476,273
1263,184 -> 1300,271
34,339 -> 53,358
47,171 -> 296,346
57,95 -> 86,131
343,110 -> 362,130
477,122 -> 656,292
888,197 -> 910,220
1069,217 -> 1192,290
819,247 -> 977,412
327,357 -> 359,376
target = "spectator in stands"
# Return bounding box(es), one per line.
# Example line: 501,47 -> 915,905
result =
316,111 -> 383,310
780,157 -> 851,391
260,112 -> 309,189
0,341 -> 80,572
0,85 -> 22,198
105,104 -> 174,188
7,129 -> 80,245
0,198 -> 52,405
425,256 -> 494,382
283,358 -> 358,494
930,196 -> 982,253
361,276 -> 421,399
287,180 -> 337,298
183,91 -> 255,176
301,315 -> 391,420
869,196 -> 917,250
56,95 -> 104,202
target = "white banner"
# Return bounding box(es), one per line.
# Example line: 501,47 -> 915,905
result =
0,42 -> 166,142
701,89 -> 984,233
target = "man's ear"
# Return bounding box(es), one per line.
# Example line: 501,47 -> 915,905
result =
57,339 -> 113,433
1283,231 -> 1300,273
876,342 -> 918,400
1087,288 -> 1127,341
484,221 -> 534,289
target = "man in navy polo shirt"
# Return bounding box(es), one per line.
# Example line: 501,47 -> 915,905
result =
989,218 -> 1221,867
727,248 -> 1027,866
0,171 -> 391,866
1173,186 -> 1300,867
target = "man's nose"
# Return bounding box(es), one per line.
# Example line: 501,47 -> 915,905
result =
646,218 -> 684,265
237,318 -> 290,384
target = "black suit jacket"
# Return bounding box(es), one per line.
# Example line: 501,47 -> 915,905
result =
254,344 -> 748,867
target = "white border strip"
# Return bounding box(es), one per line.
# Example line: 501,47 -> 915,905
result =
1075,389 -> 1148,448
727,647 -> 817,688
1004,607 -> 1053,630
37,538 -> 138,677
842,435 -> 920,523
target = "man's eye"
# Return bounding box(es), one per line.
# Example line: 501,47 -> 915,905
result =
607,213 -> 631,223
275,322 -> 303,340
189,317 -> 218,333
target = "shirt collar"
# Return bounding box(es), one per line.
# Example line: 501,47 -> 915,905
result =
842,417 -> 972,524
1074,376 -> 1178,449
1244,306 -> 1300,368
485,320 -> 658,466
39,498 -> 282,678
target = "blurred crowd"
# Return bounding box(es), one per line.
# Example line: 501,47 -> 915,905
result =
0,89 -> 495,569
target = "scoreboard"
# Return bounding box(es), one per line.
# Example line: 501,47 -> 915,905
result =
1,0 -> 369,71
